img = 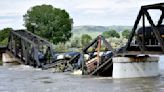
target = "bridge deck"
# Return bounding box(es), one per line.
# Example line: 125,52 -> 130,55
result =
117,45 -> 164,55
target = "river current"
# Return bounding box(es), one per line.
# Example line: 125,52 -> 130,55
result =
0,56 -> 164,92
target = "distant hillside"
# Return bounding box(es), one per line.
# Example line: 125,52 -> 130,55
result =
73,26 -> 108,32
72,26 -> 132,38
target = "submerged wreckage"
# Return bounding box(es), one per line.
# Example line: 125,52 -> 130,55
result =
2,3 -> 164,77
7,29 -> 114,76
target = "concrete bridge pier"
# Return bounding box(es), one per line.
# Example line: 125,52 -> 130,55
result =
2,52 -> 21,66
112,56 -> 159,78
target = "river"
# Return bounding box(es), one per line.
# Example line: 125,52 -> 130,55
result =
0,56 -> 164,92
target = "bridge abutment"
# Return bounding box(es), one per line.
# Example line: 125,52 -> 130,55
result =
2,52 -> 21,66
112,56 -> 159,78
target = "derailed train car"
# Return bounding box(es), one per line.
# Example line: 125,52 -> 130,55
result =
81,35 -> 114,76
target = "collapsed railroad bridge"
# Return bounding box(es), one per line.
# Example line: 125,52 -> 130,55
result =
0,3 -> 164,78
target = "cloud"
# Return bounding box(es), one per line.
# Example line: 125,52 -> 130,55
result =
0,0 -> 53,29
0,19 -> 13,23
84,9 -> 107,14
74,0 -> 163,14
0,0 -> 163,29
75,0 -> 110,10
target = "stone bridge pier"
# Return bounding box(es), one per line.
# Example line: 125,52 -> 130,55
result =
0,47 -> 19,66
2,51 -> 20,63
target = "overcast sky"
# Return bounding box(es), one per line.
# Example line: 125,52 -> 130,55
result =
0,0 -> 163,29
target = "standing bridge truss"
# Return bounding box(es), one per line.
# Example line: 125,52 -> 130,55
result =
118,3 -> 164,55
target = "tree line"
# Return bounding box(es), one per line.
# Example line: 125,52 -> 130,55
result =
102,29 -> 130,39
69,29 -> 130,49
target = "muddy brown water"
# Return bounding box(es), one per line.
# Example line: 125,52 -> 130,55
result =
0,56 -> 164,92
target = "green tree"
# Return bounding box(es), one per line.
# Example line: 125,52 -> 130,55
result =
71,37 -> 81,48
102,31 -> 110,38
0,28 -> 12,45
122,29 -> 130,39
102,29 -> 120,38
23,4 -> 73,44
81,34 -> 92,47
